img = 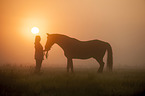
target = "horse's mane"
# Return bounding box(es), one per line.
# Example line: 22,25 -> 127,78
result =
50,34 -> 107,44
50,34 -> 80,42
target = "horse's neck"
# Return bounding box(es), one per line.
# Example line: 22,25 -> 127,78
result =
52,35 -> 67,50
51,34 -> 78,51
54,38 -> 63,48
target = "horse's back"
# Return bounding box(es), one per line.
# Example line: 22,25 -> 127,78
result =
81,40 -> 107,47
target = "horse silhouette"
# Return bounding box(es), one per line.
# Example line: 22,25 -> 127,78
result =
45,33 -> 113,73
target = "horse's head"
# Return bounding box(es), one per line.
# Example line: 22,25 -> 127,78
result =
45,33 -> 54,51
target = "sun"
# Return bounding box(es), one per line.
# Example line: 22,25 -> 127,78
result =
31,27 -> 39,34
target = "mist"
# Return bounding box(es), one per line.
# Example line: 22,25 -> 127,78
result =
0,0 -> 145,68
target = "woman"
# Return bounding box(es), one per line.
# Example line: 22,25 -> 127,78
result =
34,35 -> 44,73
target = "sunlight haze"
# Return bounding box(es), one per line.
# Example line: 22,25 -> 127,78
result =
0,0 -> 145,68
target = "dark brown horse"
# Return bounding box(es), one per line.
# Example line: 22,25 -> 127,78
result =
45,33 -> 113,73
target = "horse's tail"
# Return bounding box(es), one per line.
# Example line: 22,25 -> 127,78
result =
106,43 -> 113,71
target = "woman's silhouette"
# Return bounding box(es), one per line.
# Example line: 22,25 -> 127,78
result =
34,35 -> 44,73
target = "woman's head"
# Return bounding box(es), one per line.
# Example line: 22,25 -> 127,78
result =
35,35 -> 41,43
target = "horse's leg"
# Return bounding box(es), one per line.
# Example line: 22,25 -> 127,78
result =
95,58 -> 104,73
67,58 -> 70,72
70,59 -> 74,73
67,58 -> 73,73
67,58 -> 73,72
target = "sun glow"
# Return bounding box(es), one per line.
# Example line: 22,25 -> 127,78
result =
31,27 -> 39,34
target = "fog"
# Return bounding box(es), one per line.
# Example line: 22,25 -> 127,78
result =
0,0 -> 145,68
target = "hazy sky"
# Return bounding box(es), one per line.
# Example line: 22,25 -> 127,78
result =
0,0 -> 145,68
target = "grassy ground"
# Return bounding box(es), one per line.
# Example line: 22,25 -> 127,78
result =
0,65 -> 145,96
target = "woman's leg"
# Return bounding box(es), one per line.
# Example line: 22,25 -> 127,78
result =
35,60 -> 42,72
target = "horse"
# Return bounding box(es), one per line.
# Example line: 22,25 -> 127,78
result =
45,33 -> 113,73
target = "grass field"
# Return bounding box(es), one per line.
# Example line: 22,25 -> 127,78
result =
0,65 -> 145,96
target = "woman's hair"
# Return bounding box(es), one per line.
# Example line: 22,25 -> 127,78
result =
35,35 -> 41,43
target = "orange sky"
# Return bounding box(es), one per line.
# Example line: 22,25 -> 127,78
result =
0,0 -> 145,68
